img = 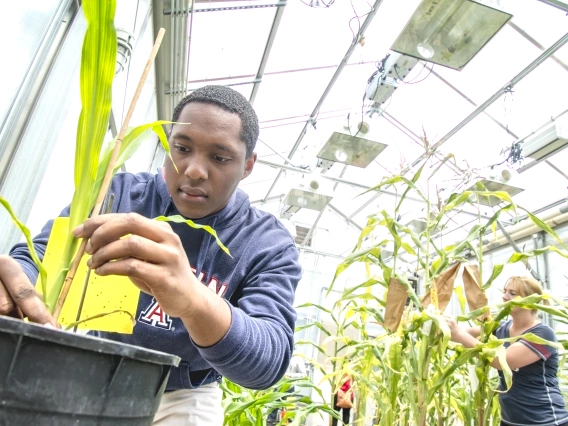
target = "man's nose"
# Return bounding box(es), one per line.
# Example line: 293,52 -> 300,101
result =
184,159 -> 208,181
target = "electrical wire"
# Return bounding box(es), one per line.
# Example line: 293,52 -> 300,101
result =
121,0 -> 140,124
394,62 -> 434,84
299,0 -> 335,7
348,0 -> 362,44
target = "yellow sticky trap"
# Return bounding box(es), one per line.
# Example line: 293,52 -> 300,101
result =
36,217 -> 140,333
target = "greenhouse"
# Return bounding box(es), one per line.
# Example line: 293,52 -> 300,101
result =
1,0 -> 568,425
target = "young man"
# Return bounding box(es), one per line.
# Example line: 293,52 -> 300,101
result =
0,85 -> 302,425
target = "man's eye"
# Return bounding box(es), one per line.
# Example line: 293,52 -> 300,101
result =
175,145 -> 189,152
214,156 -> 230,162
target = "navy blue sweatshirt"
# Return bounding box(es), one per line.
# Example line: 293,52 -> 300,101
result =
10,171 -> 301,390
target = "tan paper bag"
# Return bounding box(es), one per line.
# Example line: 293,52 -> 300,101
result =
421,262 -> 461,312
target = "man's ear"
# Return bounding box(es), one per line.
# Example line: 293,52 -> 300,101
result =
242,152 -> 257,180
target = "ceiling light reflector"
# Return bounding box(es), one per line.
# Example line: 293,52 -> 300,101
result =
391,0 -> 512,70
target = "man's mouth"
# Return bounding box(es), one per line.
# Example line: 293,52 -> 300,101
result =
179,187 -> 207,201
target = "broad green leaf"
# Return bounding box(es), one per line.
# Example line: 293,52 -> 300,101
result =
395,161 -> 426,212
362,175 -> 428,204
401,242 -> 417,256
484,264 -> 504,290
522,208 -> 568,249
154,215 -> 231,257
488,345 -> 512,391
453,286 -> 466,314
91,120 -> 182,207
507,246 -> 568,264
0,197 -> 48,298
47,0 -> 117,311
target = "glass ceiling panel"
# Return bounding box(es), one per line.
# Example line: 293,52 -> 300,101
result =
546,148 -> 568,175
238,162 -> 281,201
432,25 -> 542,104
484,59 -> 568,138
510,161 -> 566,211
354,0 -> 422,64
185,7 -> 275,82
440,112 -> 515,170
252,67 -> 336,122
499,0 -> 568,47
379,69 -> 476,144
319,63 -> 385,113
185,78 -> 253,101
257,122 -> 309,160
264,0 -> 365,73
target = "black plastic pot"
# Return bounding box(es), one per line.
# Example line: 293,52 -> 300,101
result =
0,315 -> 180,425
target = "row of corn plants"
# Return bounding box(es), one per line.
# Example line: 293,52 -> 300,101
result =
296,154 -> 568,426
221,152 -> 568,425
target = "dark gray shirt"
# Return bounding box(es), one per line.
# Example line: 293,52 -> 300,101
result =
495,320 -> 568,425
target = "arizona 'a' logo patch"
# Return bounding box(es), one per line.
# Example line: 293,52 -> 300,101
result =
139,299 -> 172,330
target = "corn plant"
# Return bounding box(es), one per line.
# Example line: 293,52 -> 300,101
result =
0,0 -> 226,326
294,152 -> 568,426
222,377 -> 339,426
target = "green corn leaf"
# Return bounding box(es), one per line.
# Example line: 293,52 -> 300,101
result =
456,306 -> 491,322
362,175 -> 428,204
521,208 -> 568,249
401,242 -> 417,256
489,345 -> 512,391
0,196 -> 48,298
484,264 -> 504,290
395,161 -> 426,212
429,348 -> 478,399
445,223 -> 484,258
46,0 -> 117,311
91,120 -> 182,207
356,216 -> 381,249
396,223 -> 427,255
507,246 -> 568,264
341,277 -> 382,299
453,286 -> 466,314
385,335 -> 403,373
295,321 -> 332,337
331,244 -> 387,291
154,215 -> 231,257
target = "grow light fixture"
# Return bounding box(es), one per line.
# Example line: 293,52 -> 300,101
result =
521,120 -> 568,163
390,0 -> 512,70
281,177 -> 333,219
466,167 -> 524,207
316,121 -> 388,169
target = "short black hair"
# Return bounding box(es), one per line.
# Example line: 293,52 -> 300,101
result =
172,85 -> 259,159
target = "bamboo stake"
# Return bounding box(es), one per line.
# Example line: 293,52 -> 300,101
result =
54,28 -> 166,322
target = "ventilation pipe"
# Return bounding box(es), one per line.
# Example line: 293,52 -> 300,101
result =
482,202 -> 568,252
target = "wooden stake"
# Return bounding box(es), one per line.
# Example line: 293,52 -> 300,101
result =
54,28 -> 166,322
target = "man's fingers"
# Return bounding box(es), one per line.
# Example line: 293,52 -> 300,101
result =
72,213 -> 122,238
0,256 -> 54,325
76,213 -> 173,255
0,278 -> 19,317
87,234 -> 175,270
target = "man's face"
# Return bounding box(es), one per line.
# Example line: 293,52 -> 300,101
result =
164,102 -> 256,219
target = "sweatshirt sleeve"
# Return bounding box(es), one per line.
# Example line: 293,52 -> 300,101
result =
196,236 -> 301,390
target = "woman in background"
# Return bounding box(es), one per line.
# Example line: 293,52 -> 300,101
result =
445,276 -> 568,426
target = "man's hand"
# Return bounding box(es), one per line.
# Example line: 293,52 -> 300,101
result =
74,213 -> 199,319
0,255 -> 55,325
74,212 -> 232,347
